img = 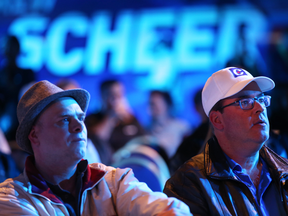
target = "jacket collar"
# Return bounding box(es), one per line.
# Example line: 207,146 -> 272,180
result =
205,136 -> 288,180
259,147 -> 288,179
204,136 -> 235,179
25,156 -> 106,203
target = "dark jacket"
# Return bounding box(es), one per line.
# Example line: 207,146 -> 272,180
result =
164,136 -> 288,216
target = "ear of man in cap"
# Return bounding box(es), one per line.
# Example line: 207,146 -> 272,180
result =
16,80 -> 90,155
202,67 -> 275,117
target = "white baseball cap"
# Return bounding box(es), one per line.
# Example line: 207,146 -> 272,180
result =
202,67 -> 275,116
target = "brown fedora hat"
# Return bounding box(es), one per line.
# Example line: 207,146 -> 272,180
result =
16,80 -> 90,154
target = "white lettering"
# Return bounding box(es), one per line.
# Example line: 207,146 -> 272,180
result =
8,16 -> 48,71
175,7 -> 217,71
133,8 -> 177,88
46,12 -> 88,76
6,6 -> 266,78
133,8 -> 176,73
84,11 -> 132,75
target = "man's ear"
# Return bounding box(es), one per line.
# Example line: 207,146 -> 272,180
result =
28,126 -> 40,146
209,110 -> 224,131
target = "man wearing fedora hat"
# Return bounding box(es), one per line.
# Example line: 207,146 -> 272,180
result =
164,67 -> 288,215
0,80 -> 191,215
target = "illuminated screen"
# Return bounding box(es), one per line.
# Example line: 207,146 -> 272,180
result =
0,0 -> 287,128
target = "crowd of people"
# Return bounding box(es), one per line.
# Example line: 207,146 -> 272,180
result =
0,35 -> 288,215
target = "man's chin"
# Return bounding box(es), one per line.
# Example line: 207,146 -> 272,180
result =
257,134 -> 269,145
71,150 -> 86,162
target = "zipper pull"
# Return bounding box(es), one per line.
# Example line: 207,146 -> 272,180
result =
282,179 -> 286,186
280,178 -> 286,202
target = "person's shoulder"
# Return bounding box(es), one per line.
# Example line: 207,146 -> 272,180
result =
168,117 -> 188,125
262,145 -> 288,165
164,153 -> 207,200
182,152 -> 205,169
89,162 -> 136,189
89,162 -> 115,172
89,162 -> 131,177
0,174 -> 40,215
0,174 -> 26,196
169,117 -> 191,131
170,152 -> 206,180
0,178 -> 15,189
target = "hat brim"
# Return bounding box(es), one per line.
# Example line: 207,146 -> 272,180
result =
223,76 -> 275,99
16,88 -> 90,154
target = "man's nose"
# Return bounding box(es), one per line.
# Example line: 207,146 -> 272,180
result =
254,99 -> 265,112
71,118 -> 84,133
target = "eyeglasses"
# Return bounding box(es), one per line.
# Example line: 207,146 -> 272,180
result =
219,95 -> 271,111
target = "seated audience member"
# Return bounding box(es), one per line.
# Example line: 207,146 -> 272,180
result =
0,35 -> 35,141
169,88 -> 211,174
85,79 -> 146,155
147,90 -> 191,158
112,135 -> 170,192
164,67 -> 288,215
0,80 -> 191,215
85,113 -> 113,165
7,140 -> 29,173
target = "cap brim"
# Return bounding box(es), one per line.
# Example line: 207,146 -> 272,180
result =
223,76 -> 275,99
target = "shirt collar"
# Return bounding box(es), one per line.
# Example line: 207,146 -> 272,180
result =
25,155 -> 106,203
224,152 -> 270,177
224,153 -> 242,172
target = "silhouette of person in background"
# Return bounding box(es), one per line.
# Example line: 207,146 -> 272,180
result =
225,23 -> 261,77
266,83 -> 288,158
267,26 -> 288,84
146,90 -> 191,159
0,35 -> 35,141
0,128 -> 20,183
85,79 -> 145,164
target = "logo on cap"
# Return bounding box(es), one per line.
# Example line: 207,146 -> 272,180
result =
229,68 -> 247,78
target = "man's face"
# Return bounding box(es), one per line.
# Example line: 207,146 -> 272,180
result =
33,97 -> 87,162
219,82 -> 270,148
102,83 -> 125,111
149,93 -> 169,117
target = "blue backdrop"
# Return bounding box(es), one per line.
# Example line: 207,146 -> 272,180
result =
1,0 -> 288,128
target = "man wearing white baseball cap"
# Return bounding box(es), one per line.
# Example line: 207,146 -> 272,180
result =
164,67 -> 288,215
